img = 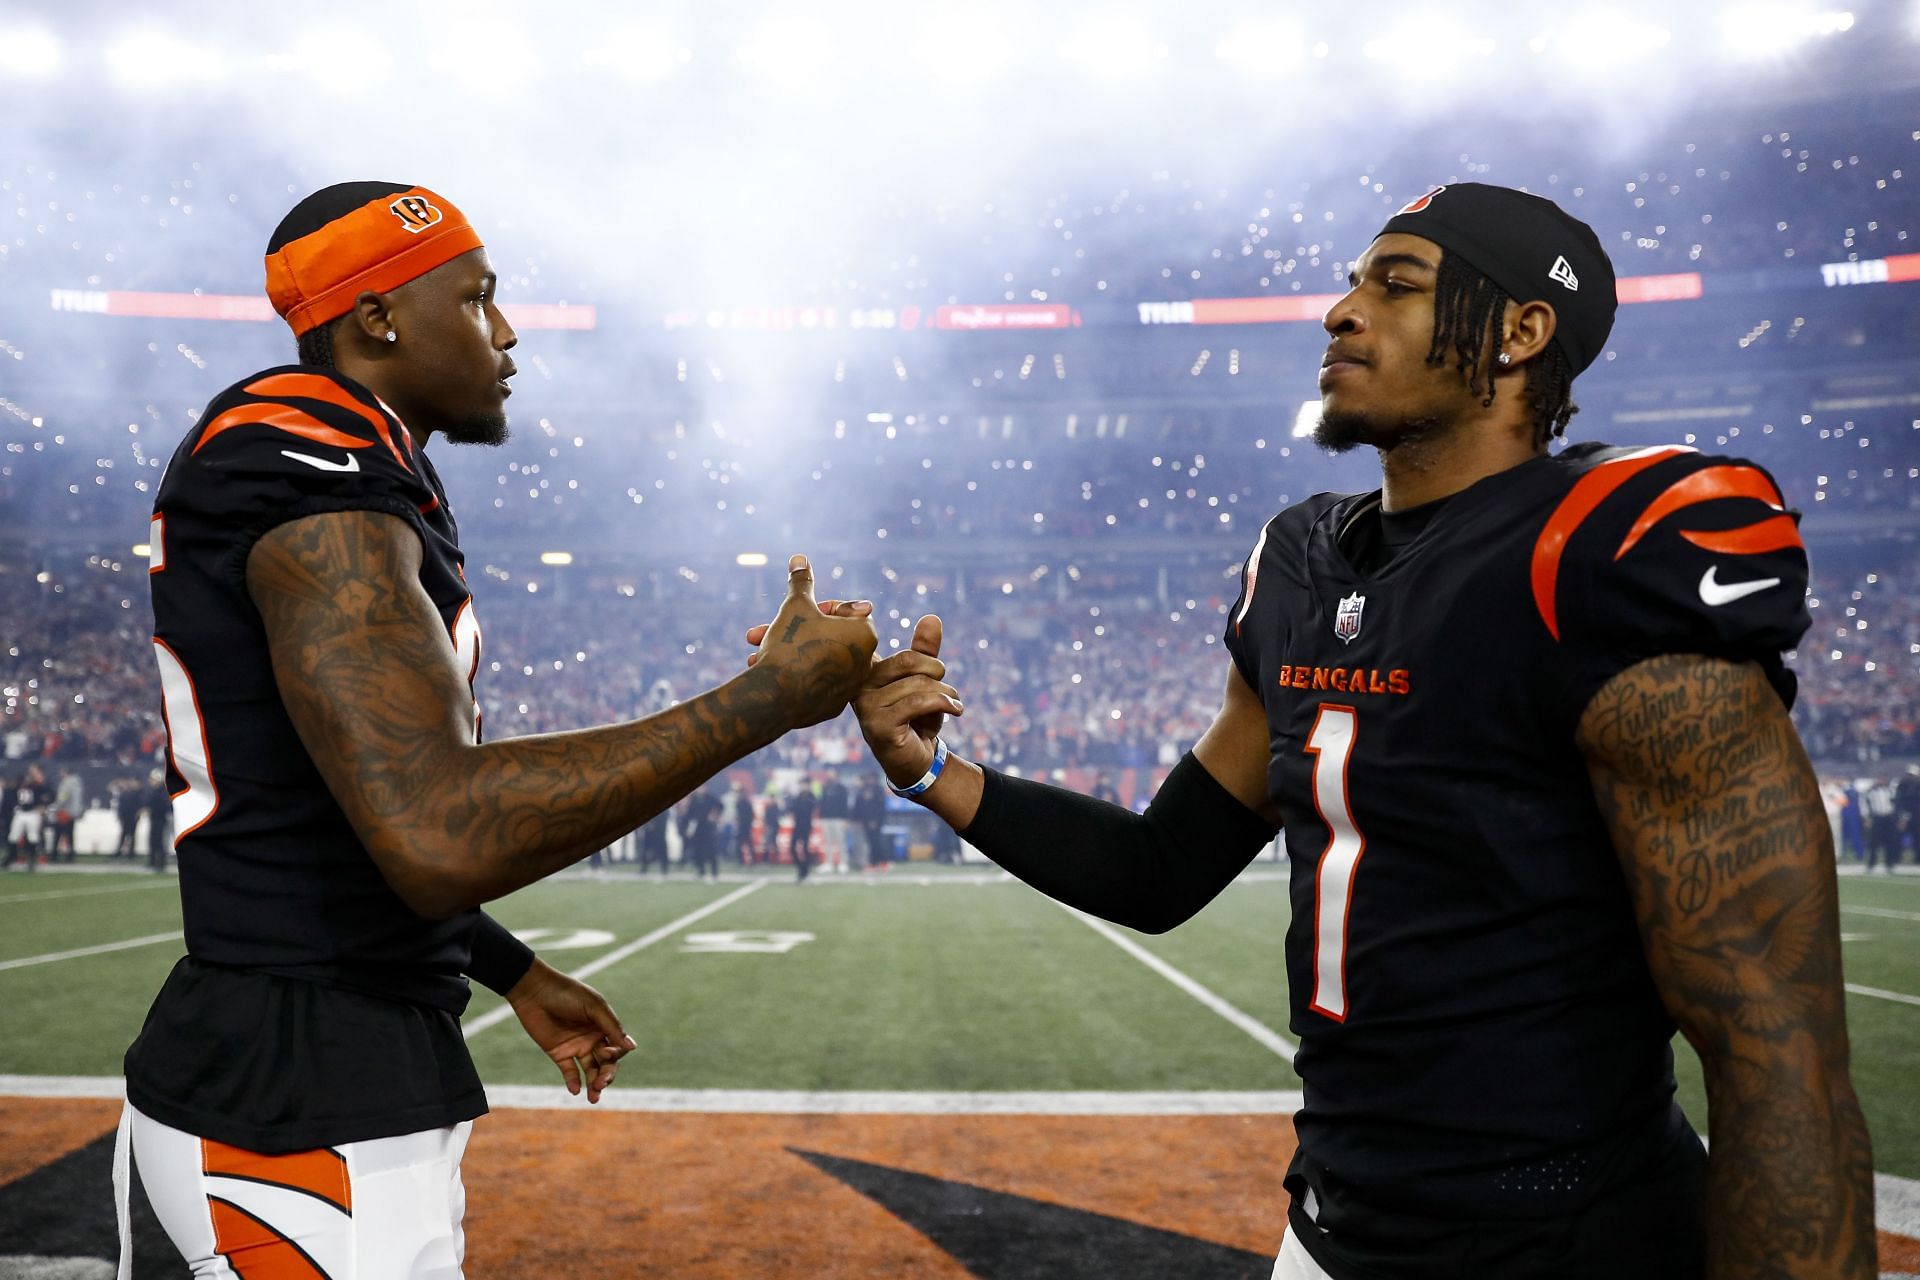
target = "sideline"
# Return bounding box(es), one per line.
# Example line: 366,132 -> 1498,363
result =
461,879 -> 767,1038
1059,905 -> 1298,1065
1846,983 -> 1920,1009
0,1074 -> 1914,1241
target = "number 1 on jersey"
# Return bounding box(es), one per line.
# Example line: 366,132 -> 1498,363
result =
1306,704 -> 1365,1021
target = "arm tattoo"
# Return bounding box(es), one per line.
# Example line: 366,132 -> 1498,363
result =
1579,655 -> 1875,1280
249,510 -> 815,916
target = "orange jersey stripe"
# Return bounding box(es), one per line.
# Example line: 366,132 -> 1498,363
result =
202,1140 -> 351,1214
1612,464 -> 1785,561
194,403 -> 372,457
207,1197 -> 335,1280
245,372 -> 415,475
1530,446 -> 1691,641
1680,513 -> 1804,556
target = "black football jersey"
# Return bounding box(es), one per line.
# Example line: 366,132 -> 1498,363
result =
128,366 -> 492,1149
1223,443 -> 1808,1227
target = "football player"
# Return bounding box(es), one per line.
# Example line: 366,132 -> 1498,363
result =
847,183 -> 1873,1278
121,182 -> 877,1277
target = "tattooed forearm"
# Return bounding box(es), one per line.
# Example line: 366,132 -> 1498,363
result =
249,510 -> 868,917
1579,654 -> 1875,1280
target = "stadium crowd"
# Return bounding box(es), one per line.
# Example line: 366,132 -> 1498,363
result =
6,550 -> 1914,782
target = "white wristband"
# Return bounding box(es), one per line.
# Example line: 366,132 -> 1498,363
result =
888,737 -> 949,798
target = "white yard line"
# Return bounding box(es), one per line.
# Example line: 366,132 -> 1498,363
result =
461,880 -> 766,1038
0,932 -> 182,973
1840,904 -> 1920,923
1058,905 -> 1298,1065
1845,983 -> 1920,1008
484,1085 -> 1305,1115
0,880 -> 175,906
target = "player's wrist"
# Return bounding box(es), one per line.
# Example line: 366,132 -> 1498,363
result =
886,737 -> 948,798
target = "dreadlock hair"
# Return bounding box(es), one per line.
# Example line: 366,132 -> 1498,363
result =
296,319 -> 336,368
1426,252 -> 1578,447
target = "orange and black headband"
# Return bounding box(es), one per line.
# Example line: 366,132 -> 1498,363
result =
265,181 -> 483,337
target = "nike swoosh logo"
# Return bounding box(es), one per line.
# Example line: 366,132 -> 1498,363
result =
281,449 -> 360,473
1699,565 -> 1781,606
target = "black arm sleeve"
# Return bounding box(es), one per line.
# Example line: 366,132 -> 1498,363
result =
466,911 -> 536,995
959,752 -> 1279,934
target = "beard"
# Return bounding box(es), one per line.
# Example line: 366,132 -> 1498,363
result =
442,409 -> 510,447
1313,404 -> 1458,455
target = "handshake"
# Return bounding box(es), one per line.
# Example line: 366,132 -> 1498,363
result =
741,554 -> 966,798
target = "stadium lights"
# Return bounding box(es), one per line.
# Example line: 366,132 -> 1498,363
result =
1058,18 -> 1167,77
1547,16 -> 1671,66
583,26 -> 691,81
429,25 -> 538,88
539,551 -> 574,565
736,17 -> 837,90
1214,21 -> 1308,74
912,12 -> 1014,83
1361,19 -> 1496,77
1717,6 -> 1854,58
267,28 -> 395,80
105,31 -> 226,87
0,26 -> 62,79
132,544 -> 152,559
736,552 -> 770,567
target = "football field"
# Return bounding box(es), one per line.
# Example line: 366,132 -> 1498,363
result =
1,863 -> 1917,1277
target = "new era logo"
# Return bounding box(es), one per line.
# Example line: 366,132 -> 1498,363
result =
1548,255 -> 1580,291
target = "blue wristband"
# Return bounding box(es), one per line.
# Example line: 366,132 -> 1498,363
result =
888,737 -> 950,798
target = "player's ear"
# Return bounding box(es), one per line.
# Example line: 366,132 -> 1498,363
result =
342,289 -> 398,348
1501,299 -> 1557,370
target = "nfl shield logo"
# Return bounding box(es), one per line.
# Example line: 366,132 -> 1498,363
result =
1333,592 -> 1366,644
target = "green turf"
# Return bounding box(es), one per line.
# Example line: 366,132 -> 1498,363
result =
3,862 -> 1918,1182
469,877 -> 1294,1091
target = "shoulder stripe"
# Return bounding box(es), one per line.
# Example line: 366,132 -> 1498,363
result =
244,372 -> 415,475
1233,523 -> 1270,635
193,402 -> 371,457
1680,513 -> 1803,556
1612,464 -> 1786,561
1531,446 -> 1691,641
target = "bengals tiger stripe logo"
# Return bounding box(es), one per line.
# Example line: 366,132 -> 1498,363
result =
389,194 -> 443,234
1529,447 -> 1802,641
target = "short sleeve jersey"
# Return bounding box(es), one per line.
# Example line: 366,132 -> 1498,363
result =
1222,443 -> 1808,1223
128,366 -> 492,1150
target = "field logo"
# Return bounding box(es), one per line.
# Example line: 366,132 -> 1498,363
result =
682,931 -> 815,954
1333,592 -> 1366,644
390,194 -> 443,233
1549,254 -> 1580,292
